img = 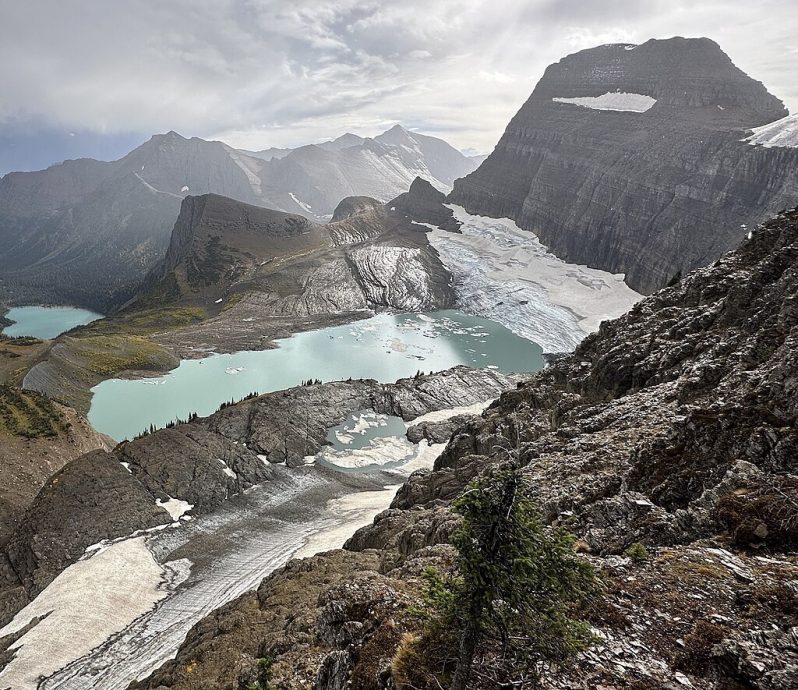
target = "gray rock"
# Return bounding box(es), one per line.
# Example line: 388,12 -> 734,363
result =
450,37 -> 798,294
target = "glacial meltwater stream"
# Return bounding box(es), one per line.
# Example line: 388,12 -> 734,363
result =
89,310 -> 544,441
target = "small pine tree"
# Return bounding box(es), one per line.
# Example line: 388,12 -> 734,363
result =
246,656 -> 275,690
412,463 -> 596,688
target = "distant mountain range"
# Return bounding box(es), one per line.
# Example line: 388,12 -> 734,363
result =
0,126 -> 478,311
3,36 -> 797,312
450,37 -> 798,293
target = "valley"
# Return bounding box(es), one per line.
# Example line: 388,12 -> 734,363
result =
0,26 -> 795,690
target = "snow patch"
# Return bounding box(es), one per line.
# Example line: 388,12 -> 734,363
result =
744,114 -> 798,148
407,399 -> 493,427
553,92 -> 656,113
0,537 -> 190,690
217,458 -> 237,479
156,496 -> 193,521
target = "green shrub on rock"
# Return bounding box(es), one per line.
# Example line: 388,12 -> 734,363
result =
395,462 -> 597,689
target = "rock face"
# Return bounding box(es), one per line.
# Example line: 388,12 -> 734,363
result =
0,366 -> 511,626
136,191 -> 455,314
0,127 -> 476,311
450,37 -> 798,293
135,208 -> 798,689
390,177 -> 461,232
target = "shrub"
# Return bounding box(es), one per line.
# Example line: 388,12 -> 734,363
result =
399,462 -> 597,689
717,478 -> 798,548
675,620 -> 728,674
245,657 -> 275,690
624,542 -> 650,562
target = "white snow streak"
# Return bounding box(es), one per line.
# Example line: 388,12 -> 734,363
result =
553,92 -> 656,112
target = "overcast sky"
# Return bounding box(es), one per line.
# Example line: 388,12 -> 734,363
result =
1,0 -> 796,172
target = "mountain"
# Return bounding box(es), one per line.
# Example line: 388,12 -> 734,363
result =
0,127 -> 477,311
250,125 -> 480,221
137,191 -> 455,315
450,37 -> 798,293
0,132 -> 273,311
132,208 -> 798,688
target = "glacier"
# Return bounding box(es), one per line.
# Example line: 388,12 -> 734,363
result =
426,206 -> 642,352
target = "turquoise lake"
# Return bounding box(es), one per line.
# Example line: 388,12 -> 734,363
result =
89,310 -> 544,441
2,306 -> 103,339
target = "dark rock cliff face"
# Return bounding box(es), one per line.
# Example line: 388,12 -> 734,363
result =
450,37 -> 798,293
139,193 -> 323,301
390,177 -> 461,233
135,209 -> 797,689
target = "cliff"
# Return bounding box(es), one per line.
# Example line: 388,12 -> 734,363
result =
450,37 -> 798,293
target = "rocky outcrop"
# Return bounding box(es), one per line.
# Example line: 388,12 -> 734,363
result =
136,208 -> 797,689
0,397 -> 112,541
136,191 -> 455,315
390,177 -> 460,232
451,37 -> 798,293
0,366 -> 512,625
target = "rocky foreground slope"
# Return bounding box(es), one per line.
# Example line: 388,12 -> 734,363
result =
0,387 -> 111,538
134,208 -> 798,689
451,37 -> 798,293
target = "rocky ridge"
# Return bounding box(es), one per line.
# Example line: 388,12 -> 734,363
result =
135,208 -> 798,689
0,366 -> 512,628
451,37 -> 798,293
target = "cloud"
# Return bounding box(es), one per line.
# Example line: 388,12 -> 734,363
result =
0,0 -> 795,159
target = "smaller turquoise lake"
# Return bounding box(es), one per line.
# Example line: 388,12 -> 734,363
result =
89,310 -> 544,442
2,306 -> 103,339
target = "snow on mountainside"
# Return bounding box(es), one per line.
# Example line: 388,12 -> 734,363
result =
552,91 -> 657,112
745,113 -> 798,147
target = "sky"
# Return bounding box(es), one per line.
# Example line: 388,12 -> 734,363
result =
1,0 -> 796,174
